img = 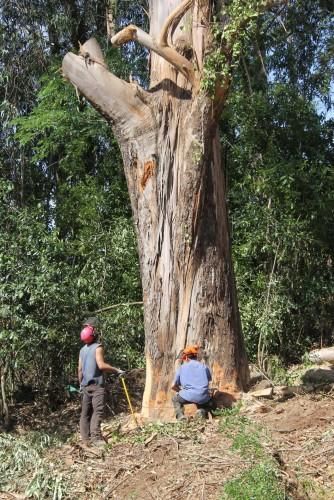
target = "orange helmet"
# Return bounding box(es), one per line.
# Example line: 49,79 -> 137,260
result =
178,345 -> 199,361
183,345 -> 199,356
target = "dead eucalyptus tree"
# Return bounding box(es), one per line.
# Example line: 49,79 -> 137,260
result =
62,0 -> 282,419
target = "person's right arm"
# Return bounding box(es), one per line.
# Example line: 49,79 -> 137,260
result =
171,368 -> 181,392
95,346 -> 123,374
78,355 -> 83,384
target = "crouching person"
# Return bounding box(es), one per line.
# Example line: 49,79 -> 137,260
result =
172,345 -> 216,420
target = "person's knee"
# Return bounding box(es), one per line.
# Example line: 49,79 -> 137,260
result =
81,402 -> 92,417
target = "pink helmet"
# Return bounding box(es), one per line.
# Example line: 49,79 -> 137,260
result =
80,325 -> 96,344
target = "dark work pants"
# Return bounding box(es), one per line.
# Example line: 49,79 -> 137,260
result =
172,393 -> 216,419
80,384 -> 105,441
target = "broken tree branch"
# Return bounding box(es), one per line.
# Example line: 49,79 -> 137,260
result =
111,24 -> 196,87
62,38 -> 152,138
94,301 -> 144,314
78,37 -> 107,68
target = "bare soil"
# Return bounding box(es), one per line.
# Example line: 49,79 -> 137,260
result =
253,392 -> 334,498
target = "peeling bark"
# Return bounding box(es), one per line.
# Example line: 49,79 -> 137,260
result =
62,0 -> 249,421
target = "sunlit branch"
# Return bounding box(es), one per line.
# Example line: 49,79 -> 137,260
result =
111,24 -> 196,87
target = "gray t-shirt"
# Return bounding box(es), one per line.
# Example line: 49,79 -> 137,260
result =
174,359 -> 212,404
80,342 -> 104,387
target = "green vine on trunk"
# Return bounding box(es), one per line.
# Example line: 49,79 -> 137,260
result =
202,0 -> 281,96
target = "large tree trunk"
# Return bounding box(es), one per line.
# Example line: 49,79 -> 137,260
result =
63,0 -> 250,420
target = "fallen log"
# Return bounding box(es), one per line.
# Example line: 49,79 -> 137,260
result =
274,382 -> 334,401
309,347 -> 334,364
249,387 -> 274,398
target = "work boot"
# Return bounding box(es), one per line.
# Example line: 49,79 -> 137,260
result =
176,413 -> 187,421
195,409 -> 208,419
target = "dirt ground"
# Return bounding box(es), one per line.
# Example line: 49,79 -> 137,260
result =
2,371 -> 334,499
253,392 -> 334,498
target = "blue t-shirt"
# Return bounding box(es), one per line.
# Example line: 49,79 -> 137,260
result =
173,359 -> 212,404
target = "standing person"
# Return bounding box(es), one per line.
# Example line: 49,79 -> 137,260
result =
172,345 -> 216,420
78,317 -> 124,446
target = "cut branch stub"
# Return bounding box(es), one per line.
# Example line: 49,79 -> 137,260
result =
78,38 -> 107,68
62,38 -> 152,139
110,25 -> 137,46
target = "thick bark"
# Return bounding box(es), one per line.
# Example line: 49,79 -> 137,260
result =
133,98 -> 249,419
62,0 -> 249,420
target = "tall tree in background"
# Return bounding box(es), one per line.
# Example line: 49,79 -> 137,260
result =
60,0 -> 286,419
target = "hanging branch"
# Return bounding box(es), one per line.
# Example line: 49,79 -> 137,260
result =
94,301 -> 144,314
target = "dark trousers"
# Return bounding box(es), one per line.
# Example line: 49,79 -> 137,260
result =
172,393 -> 216,419
80,384 -> 105,441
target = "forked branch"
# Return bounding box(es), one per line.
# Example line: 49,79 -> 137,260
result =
111,0 -> 197,87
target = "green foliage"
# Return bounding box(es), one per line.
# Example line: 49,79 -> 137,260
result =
1,52 -> 143,405
202,1 -> 267,95
231,427 -> 264,458
102,306 -> 144,369
222,1 -> 334,363
265,355 -> 289,384
227,86 -> 334,361
222,460 -> 285,500
0,189 -> 80,387
0,431 -> 68,498
219,408 -> 285,499
219,409 -> 265,458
